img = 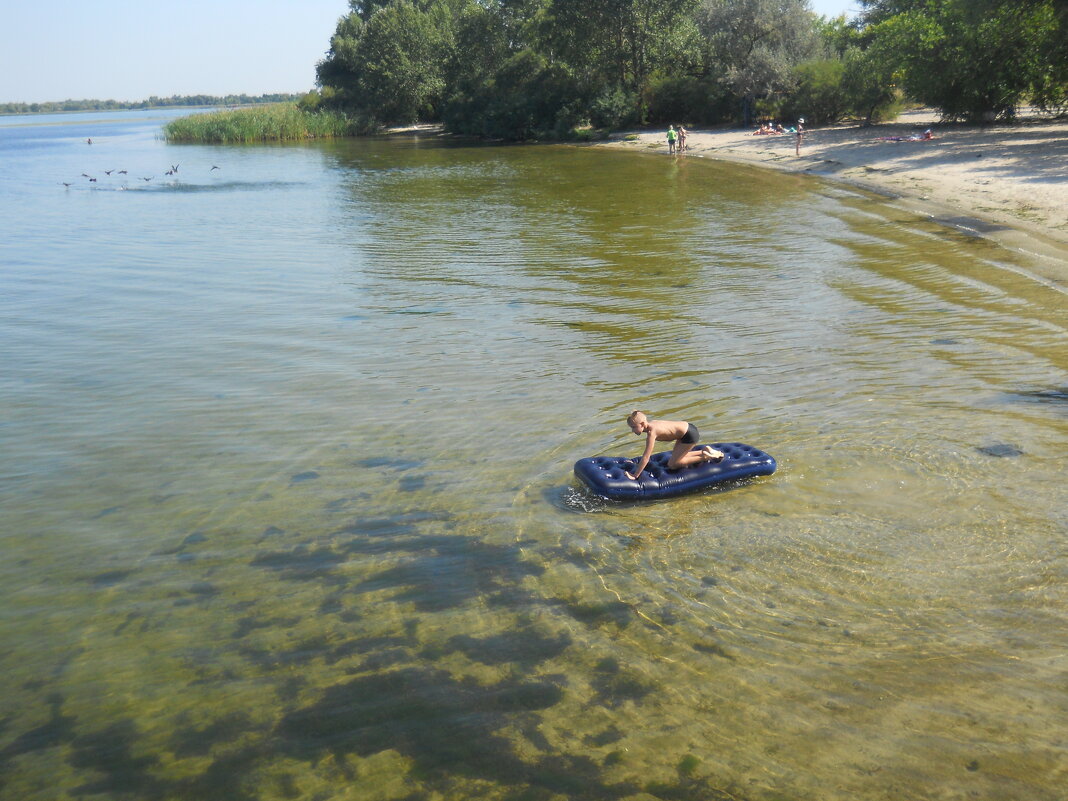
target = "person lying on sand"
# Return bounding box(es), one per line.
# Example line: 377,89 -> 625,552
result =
878,129 -> 935,142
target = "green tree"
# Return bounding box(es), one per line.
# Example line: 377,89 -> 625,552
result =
317,0 -> 460,124
782,59 -> 848,124
859,0 -> 1065,121
544,0 -> 698,118
816,14 -> 901,123
347,0 -> 393,21
696,0 -> 824,124
444,48 -> 584,138
316,13 -> 367,107
840,43 -> 901,123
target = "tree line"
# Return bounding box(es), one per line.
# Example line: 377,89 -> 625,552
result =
308,0 -> 1068,139
1,94 -> 302,116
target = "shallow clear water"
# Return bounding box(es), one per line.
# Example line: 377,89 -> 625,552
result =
1,110 -> 1066,801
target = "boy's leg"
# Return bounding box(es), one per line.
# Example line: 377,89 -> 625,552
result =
667,442 -> 725,469
668,441 -> 705,469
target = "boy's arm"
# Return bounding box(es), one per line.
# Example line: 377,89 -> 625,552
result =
626,433 -> 656,480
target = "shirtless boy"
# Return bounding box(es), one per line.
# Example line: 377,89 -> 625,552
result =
625,410 -> 724,480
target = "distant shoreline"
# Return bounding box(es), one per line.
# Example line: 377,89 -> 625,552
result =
0,94 -> 302,117
0,105 -> 225,118
588,110 -> 1068,287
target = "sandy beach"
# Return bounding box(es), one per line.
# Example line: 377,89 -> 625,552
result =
593,109 -> 1068,284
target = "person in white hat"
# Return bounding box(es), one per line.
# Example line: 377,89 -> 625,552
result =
795,117 -> 805,157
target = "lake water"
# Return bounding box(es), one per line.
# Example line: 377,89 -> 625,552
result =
1,109 -> 1066,801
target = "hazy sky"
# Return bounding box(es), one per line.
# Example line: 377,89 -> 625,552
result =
2,0 -> 861,104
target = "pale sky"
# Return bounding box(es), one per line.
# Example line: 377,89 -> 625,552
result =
2,0 -> 860,104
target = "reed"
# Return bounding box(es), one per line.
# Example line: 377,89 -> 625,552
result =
163,103 -> 373,143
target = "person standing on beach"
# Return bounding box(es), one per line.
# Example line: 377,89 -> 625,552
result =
795,117 -> 804,157
667,125 -> 677,155
677,125 -> 688,153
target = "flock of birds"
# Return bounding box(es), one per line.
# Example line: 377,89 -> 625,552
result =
61,138 -> 220,188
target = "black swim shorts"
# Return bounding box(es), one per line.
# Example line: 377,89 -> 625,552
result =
680,423 -> 699,444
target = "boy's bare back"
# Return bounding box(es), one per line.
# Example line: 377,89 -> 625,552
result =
629,415 -> 687,441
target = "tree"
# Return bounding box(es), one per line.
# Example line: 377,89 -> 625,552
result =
543,0 -> 698,119
859,0 -> 1066,121
347,0 -> 396,21
782,59 -> 848,124
696,0 -> 824,125
816,14 -> 901,123
317,0 -> 460,124
316,13 -> 366,107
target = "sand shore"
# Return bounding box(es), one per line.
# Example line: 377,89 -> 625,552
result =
592,109 -> 1068,285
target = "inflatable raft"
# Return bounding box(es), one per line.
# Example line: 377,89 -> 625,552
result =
574,442 -> 776,501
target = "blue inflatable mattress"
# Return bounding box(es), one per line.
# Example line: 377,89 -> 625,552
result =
574,442 -> 776,501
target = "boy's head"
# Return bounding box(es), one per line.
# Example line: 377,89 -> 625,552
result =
627,410 -> 648,435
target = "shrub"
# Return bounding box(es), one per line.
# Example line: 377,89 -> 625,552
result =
780,59 -> 849,125
644,75 -> 734,125
589,86 -> 639,129
442,50 -> 587,140
163,104 -> 374,143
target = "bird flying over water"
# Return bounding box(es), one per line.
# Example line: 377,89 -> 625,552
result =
104,169 -> 114,175
117,170 -> 127,175
142,176 -> 152,181
210,165 -> 220,171
171,164 -> 179,173
61,182 -> 72,187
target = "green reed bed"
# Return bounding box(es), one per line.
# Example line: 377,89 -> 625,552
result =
164,103 -> 372,143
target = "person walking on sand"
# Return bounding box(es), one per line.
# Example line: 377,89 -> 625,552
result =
677,125 -> 688,153
666,125 -> 677,155
795,117 -> 805,157
624,410 -> 724,480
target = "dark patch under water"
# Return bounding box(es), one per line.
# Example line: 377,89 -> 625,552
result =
561,599 -> 634,629
353,538 -> 544,612
397,474 -> 426,492
976,443 -> 1024,458
0,694 -> 77,776
693,641 -> 735,660
270,666 -> 740,800
591,657 -> 656,708
1005,387 -> 1068,406
170,712 -> 253,759
231,614 -> 302,640
429,627 -> 573,667
354,456 -> 426,471
249,545 -> 349,583
61,691 -> 717,801
90,569 -> 134,587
